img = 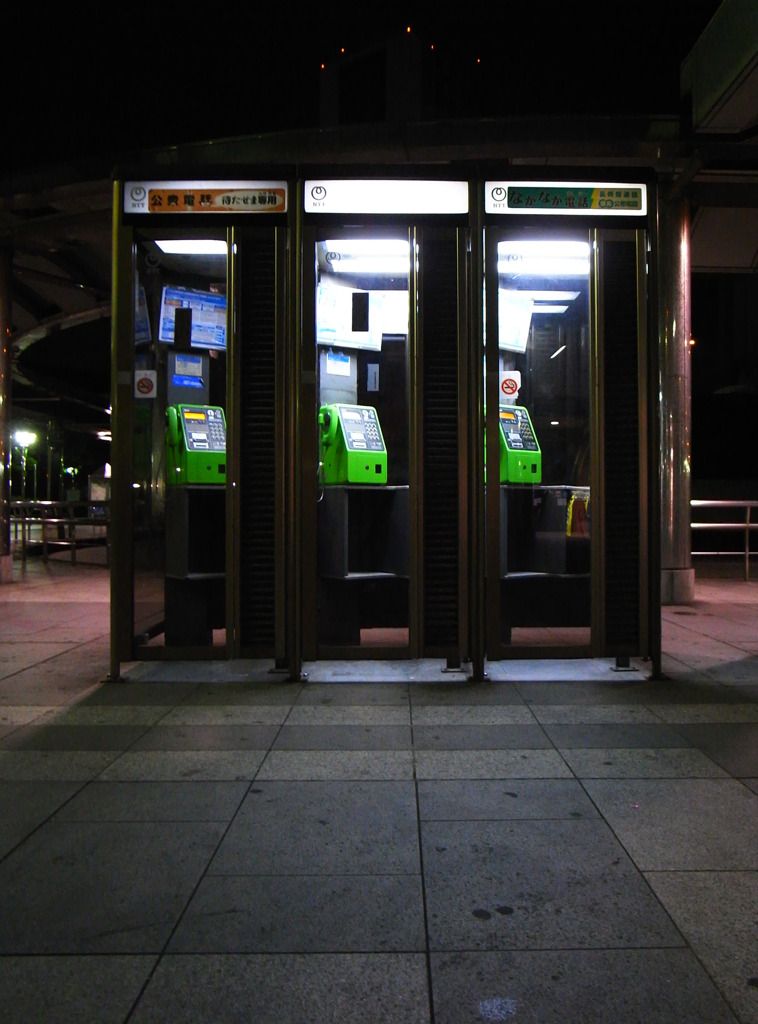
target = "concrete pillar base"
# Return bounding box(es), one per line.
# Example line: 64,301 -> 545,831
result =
661,567 -> 695,605
0,555 -> 13,584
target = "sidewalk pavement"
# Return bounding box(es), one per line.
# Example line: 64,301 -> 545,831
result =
0,555 -> 757,1023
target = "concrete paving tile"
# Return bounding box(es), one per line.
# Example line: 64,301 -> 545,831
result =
409,681 -> 526,705
54,780 -> 250,821
559,747 -> 729,778
0,820 -> 226,953
129,724 -> 280,751
183,680 -> 304,704
0,705 -> 56,726
541,722 -> 692,748
0,723 -> 149,751
42,704 -> 174,725
530,704 -> 661,723
429,949 -> 738,1023
208,780 -> 419,876
652,703 -> 758,723
272,724 -> 411,750
0,669 -> 107,704
671,723 -> 758,775
638,679 -> 746,704
0,780 -> 83,857
581,778 -> 758,870
97,750 -> 268,781
295,682 -> 410,704
129,952 -> 430,1024
744,778 -> 758,795
704,660 -> 758,685
168,873 -> 425,952
306,661 -> 458,683
410,705 -> 535,724
256,749 -> 414,779
412,724 -> 550,750
421,818 -> 683,951
85,680 -> 201,705
0,749 -> 121,780
121,662 -> 285,685
417,778 -> 600,821
0,955 -> 159,1024
514,680 -> 655,704
0,642 -> 79,676
287,704 -> 411,724
161,704 -> 290,724
485,659 -> 625,682
414,749 -> 572,780
645,870 -> 758,1024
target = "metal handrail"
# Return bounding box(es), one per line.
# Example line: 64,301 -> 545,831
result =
10,499 -> 111,564
690,499 -> 758,580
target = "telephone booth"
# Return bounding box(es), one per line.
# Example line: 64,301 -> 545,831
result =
109,167 -> 659,682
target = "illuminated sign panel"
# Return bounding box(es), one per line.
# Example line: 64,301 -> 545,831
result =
304,179 -> 469,214
486,181 -> 647,216
124,181 -> 288,214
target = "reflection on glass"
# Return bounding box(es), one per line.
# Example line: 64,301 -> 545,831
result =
315,237 -> 410,649
495,236 -> 591,648
132,236 -> 228,651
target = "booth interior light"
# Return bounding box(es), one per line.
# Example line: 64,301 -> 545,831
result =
155,239 -> 227,255
520,290 -> 580,302
498,240 -> 590,277
324,238 -> 410,275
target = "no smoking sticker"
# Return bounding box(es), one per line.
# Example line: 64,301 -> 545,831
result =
135,370 -> 157,398
500,370 -> 521,401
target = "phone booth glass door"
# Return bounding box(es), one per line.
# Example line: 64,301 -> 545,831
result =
313,236 -> 411,653
131,234 -> 228,653
488,233 -> 592,652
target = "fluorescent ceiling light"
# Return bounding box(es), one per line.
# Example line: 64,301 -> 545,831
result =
498,258 -> 590,276
533,305 -> 569,314
155,239 -> 227,255
550,345 -> 567,359
323,239 -> 410,275
499,241 -> 590,259
324,239 -> 409,256
520,290 -> 580,301
498,240 -> 590,278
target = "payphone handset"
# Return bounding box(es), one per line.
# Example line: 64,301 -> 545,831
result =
318,404 -> 387,484
499,405 -> 542,483
165,404 -> 227,485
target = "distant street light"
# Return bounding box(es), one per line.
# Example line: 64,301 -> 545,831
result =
14,430 -> 37,499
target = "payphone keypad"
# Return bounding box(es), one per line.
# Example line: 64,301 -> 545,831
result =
501,408 -> 538,451
340,406 -> 385,452
182,407 -> 226,452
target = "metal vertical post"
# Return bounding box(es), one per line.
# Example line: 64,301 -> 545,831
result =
468,183 -> 486,680
659,196 -> 695,605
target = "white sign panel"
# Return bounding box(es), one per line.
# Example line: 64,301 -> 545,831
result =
305,179 -> 469,214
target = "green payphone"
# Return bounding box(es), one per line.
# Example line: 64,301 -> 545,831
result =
165,404 -> 227,485
499,406 -> 541,483
318,403 -> 387,484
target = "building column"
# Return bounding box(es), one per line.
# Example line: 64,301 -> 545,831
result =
659,196 -> 695,604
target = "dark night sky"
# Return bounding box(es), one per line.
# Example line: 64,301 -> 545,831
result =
6,1 -> 725,175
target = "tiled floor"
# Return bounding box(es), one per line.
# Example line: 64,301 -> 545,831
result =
1,555 -> 757,1022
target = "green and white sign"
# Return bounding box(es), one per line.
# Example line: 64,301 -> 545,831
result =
486,181 -> 647,216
